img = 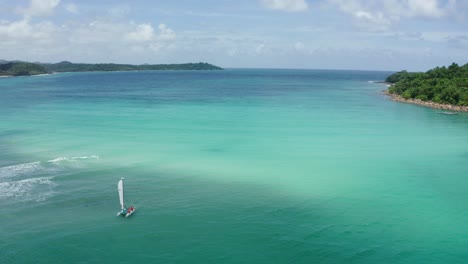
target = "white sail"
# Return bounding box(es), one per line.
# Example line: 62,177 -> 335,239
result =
118,178 -> 124,210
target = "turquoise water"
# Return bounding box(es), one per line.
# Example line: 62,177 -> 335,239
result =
0,69 -> 467,263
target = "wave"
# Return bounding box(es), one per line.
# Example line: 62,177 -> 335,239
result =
0,155 -> 100,179
369,80 -> 391,87
47,155 -> 99,163
31,73 -> 52,77
0,176 -> 56,201
0,161 -> 43,179
0,155 -> 99,201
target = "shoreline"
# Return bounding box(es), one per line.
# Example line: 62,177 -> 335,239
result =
382,90 -> 468,112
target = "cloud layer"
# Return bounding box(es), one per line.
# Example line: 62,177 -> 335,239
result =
0,0 -> 466,70
261,0 -> 309,12
327,0 -> 458,31
22,0 -> 61,17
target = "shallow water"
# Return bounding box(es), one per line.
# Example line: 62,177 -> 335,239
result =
1,69 -> 467,263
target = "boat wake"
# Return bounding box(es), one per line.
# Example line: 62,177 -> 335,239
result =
0,155 -> 99,202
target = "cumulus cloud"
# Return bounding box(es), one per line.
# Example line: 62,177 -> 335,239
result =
0,19 -> 56,42
405,0 -> 445,17
0,0 -> 178,61
0,16 -> 178,62
353,10 -> 394,31
261,0 -> 308,12
158,24 -> 176,41
125,23 -> 176,43
22,0 -> 61,17
328,0 -> 455,31
125,23 -> 155,42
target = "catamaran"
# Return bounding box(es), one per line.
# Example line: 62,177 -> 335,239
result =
116,177 -> 136,217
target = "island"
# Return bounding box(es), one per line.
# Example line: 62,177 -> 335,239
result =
384,63 -> 468,112
0,62 -> 48,76
0,61 -> 223,77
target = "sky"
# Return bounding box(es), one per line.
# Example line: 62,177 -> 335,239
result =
0,0 -> 467,71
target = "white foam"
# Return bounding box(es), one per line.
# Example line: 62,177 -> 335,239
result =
0,161 -> 42,179
0,176 -> 56,201
0,155 -> 99,202
0,155 -> 100,179
73,155 -> 99,160
31,73 -> 51,77
47,155 -> 99,163
47,157 -> 68,163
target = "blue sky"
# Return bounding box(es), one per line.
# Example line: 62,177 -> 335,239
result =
0,0 -> 467,71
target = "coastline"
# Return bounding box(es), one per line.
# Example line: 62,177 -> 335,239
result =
382,90 -> 468,112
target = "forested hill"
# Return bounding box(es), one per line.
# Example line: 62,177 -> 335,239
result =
43,61 -> 223,72
0,62 -> 48,76
386,63 -> 468,106
0,61 -> 223,76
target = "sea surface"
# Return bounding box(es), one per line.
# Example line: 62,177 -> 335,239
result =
0,69 -> 467,263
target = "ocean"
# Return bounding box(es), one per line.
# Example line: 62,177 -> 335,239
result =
1,69 -> 467,263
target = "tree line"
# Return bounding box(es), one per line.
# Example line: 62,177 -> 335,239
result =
0,61 -> 223,76
44,61 -> 223,72
386,63 -> 468,106
0,62 -> 48,76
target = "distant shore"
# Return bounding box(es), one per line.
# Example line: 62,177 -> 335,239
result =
382,90 -> 468,112
0,61 -> 223,77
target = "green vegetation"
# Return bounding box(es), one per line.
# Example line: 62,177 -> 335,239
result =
0,62 -> 48,76
43,61 -> 223,72
386,63 -> 468,106
0,60 -> 222,77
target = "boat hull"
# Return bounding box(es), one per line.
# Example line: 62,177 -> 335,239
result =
125,208 -> 136,217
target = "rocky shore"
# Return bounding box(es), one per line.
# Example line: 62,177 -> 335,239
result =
383,90 -> 468,112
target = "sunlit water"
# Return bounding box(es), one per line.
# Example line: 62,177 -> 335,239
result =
1,69 -> 467,263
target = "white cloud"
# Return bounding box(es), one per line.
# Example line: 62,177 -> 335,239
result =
125,23 -> 155,42
158,24 -> 176,41
405,0 -> 444,18
261,0 -> 308,12
64,3 -> 78,14
328,0 -> 455,31
353,10 -> 394,31
0,20 -> 31,40
125,23 -> 176,43
0,19 -> 56,42
0,15 -> 178,63
23,0 -> 61,17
